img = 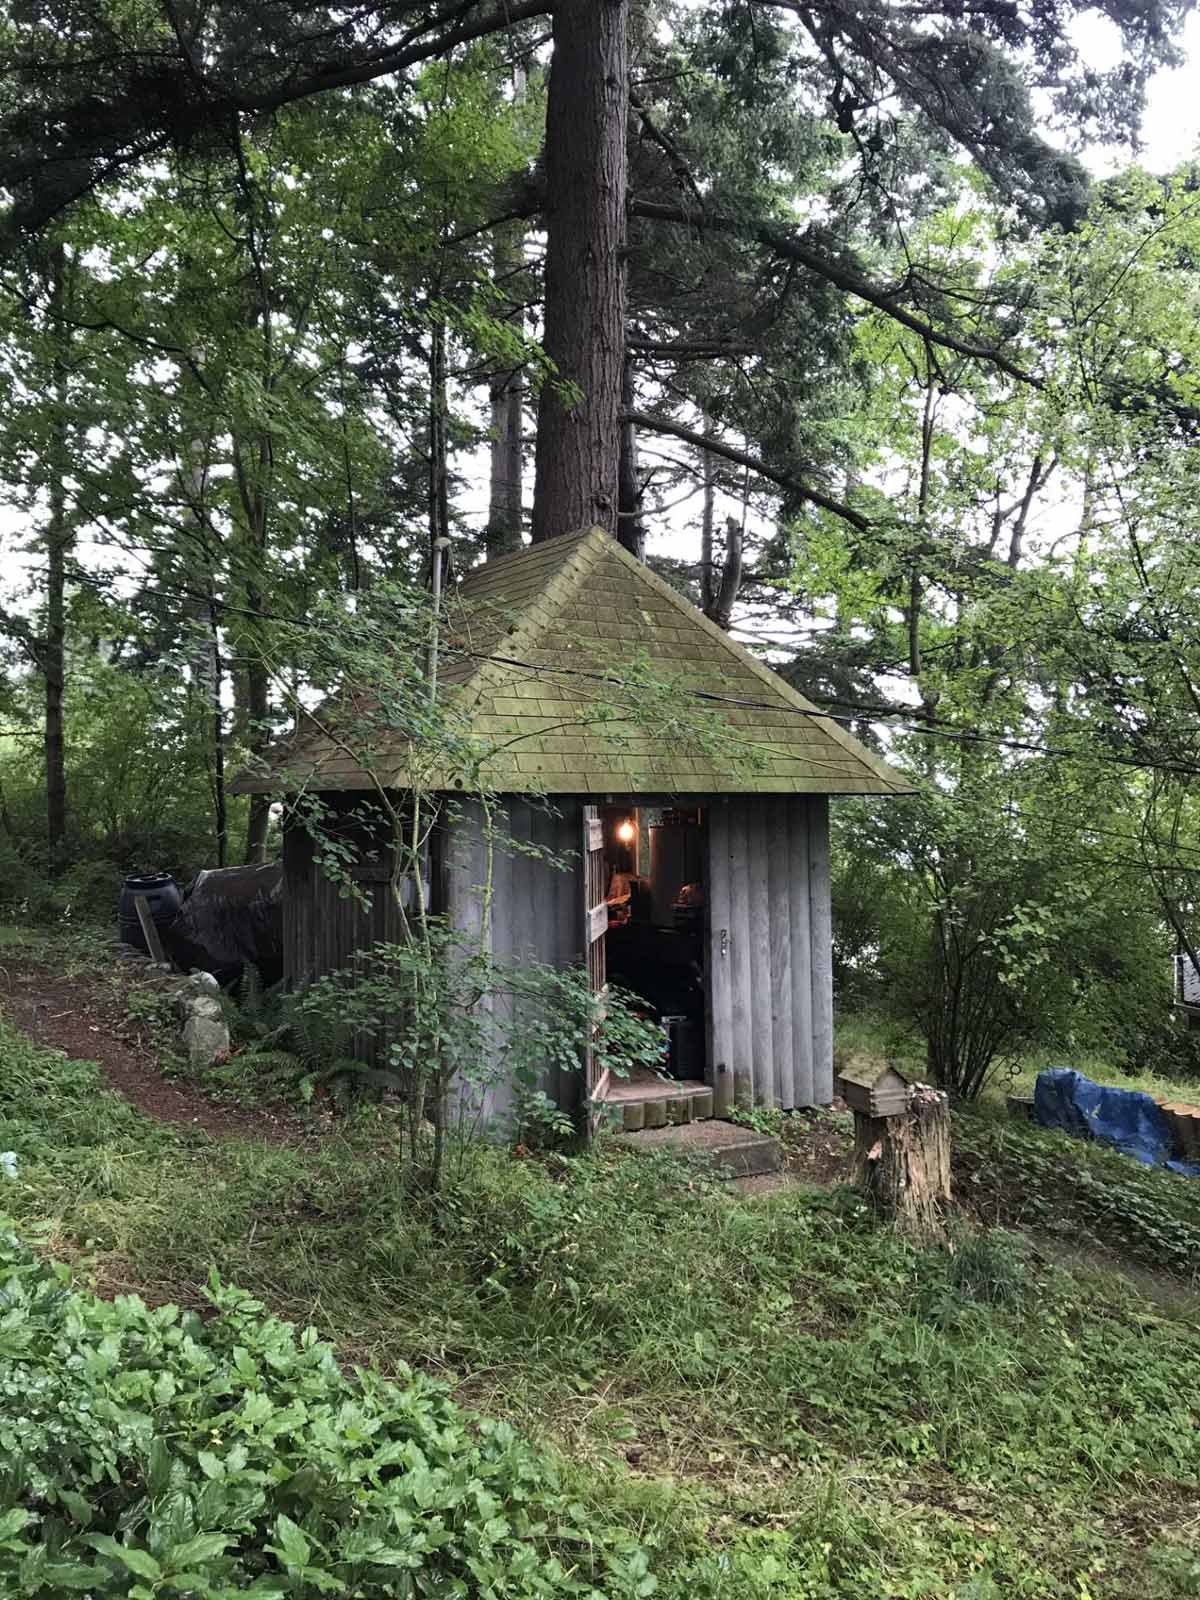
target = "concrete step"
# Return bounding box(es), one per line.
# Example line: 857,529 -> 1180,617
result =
613,1119 -> 781,1179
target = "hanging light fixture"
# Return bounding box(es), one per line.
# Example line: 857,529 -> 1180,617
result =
616,817 -> 635,844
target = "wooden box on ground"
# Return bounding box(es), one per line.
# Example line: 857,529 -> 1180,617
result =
836,1057 -> 911,1118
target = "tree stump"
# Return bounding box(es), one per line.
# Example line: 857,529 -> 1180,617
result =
851,1084 -> 951,1244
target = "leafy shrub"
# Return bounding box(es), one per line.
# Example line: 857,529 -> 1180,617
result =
202,968 -> 373,1111
0,1225 -> 656,1599
292,937 -> 665,1181
954,1110 -> 1200,1280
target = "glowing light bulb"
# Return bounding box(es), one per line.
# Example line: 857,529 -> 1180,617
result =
616,819 -> 635,844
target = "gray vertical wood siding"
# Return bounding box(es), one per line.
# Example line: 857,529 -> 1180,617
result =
286,789 -> 833,1120
705,794 -> 832,1110
282,812 -> 409,993
443,796 -> 585,1122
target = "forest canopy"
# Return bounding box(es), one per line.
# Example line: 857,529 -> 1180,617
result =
2,0 -> 1200,1088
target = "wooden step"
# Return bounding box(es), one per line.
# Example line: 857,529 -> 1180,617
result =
613,1119 -> 781,1179
613,1085 -> 714,1131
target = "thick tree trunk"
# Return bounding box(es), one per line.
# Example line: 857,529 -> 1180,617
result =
616,355 -> 645,559
44,241 -> 70,869
177,429 -> 227,870
243,657 -> 271,864
530,0 -> 628,543
44,471 -> 68,868
700,435 -> 716,615
709,515 -> 743,631
429,316 -> 451,563
851,1086 -> 951,1244
208,600 -> 229,868
485,322 -> 524,556
232,417 -> 273,866
485,71 -> 527,561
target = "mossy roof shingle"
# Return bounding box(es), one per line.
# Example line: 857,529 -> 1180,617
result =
236,528 -> 914,797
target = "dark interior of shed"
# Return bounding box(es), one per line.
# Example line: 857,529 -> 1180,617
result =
600,804 -> 706,1079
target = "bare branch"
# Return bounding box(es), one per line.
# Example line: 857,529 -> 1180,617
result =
623,408 -> 870,531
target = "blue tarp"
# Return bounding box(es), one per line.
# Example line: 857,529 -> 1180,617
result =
1034,1068 -> 1200,1177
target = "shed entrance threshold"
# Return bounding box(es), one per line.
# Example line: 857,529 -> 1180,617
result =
599,1065 -> 714,1131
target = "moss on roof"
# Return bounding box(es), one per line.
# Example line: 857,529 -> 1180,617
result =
235,527 -> 915,797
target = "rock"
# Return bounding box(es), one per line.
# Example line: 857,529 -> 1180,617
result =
188,994 -> 225,1022
187,970 -> 220,993
182,1004 -> 231,1069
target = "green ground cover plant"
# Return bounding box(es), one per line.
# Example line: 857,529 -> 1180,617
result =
2,1011 -> 1200,1596
0,1230 -> 656,1599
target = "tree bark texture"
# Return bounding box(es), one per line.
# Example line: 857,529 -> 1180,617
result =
44,241 -> 70,869
700,433 -> 716,615
486,70 -> 527,561
485,287 -> 525,557
616,355 -> 645,559
709,516 -> 743,631
232,424 -> 272,867
851,1087 -> 951,1244
530,0 -> 628,544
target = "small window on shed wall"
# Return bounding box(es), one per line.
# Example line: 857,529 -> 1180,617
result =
312,797 -> 410,885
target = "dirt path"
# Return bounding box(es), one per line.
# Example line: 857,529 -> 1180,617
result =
0,953 -> 309,1145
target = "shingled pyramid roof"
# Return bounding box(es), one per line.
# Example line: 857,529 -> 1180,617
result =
238,527 -> 913,797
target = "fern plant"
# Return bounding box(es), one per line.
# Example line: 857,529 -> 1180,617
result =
213,972 -> 375,1112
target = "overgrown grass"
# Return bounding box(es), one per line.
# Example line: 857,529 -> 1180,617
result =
3,1015 -> 1200,1595
836,1010 -> 1200,1109
955,1103 -> 1200,1284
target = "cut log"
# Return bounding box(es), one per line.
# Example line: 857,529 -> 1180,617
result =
851,1085 -> 951,1244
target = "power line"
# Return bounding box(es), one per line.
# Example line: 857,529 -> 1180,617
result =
460,647 -> 1200,780
19,560 -> 1200,781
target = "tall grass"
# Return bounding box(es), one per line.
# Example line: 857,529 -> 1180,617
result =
2,1015 -> 1200,1596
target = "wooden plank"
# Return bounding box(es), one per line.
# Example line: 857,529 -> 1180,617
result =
768,793 -> 796,1109
508,799 -> 536,964
483,803 -> 515,1120
134,895 -> 168,966
509,799 -> 546,1121
747,797 -> 776,1107
582,802 -> 608,1130
555,800 -> 585,1119
788,795 -> 815,1107
807,796 -> 834,1104
705,799 -> 735,1118
728,796 -> 754,1109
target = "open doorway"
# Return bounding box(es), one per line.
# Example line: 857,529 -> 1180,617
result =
598,804 -> 707,1083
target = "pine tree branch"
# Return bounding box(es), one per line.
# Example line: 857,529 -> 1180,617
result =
622,409 -> 870,531
629,198 -> 1038,387
1,1 -> 554,243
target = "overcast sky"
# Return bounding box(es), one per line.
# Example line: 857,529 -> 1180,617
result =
1074,9 -> 1200,173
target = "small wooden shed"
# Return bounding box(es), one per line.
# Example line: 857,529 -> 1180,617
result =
236,528 -> 914,1122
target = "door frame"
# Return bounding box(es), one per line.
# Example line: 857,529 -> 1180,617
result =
582,802 -> 611,1126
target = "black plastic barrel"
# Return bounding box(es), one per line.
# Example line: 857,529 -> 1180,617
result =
118,872 -> 182,954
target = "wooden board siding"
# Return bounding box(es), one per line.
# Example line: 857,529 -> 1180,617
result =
705,794 -> 832,1110
443,796 -> 585,1123
285,787 -> 833,1120
282,804 -> 411,994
